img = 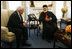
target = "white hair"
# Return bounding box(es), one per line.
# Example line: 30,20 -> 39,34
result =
17,6 -> 24,11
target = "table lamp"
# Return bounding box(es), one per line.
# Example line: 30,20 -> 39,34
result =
61,6 -> 68,18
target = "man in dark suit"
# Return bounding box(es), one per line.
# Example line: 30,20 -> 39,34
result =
7,6 -> 31,48
39,5 -> 58,41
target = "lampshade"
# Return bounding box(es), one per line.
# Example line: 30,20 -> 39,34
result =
61,6 -> 68,13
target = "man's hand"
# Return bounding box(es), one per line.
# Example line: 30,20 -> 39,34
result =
45,17 -> 52,22
23,22 -> 27,26
49,17 -> 52,20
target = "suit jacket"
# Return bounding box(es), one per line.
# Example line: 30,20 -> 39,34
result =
7,11 -> 24,32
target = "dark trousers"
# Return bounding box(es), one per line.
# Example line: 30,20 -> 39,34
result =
15,27 -> 28,48
8,27 -> 28,48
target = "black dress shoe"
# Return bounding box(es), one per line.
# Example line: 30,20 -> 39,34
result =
42,37 -> 45,40
22,43 -> 31,47
24,43 -> 31,46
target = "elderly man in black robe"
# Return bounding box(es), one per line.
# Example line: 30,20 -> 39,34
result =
39,5 -> 58,41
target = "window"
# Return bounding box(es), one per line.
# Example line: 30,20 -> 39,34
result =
66,1 -> 71,18
56,1 -> 64,19
8,1 -> 22,10
34,1 -> 52,7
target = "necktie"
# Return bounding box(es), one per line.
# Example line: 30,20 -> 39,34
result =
20,15 -> 22,20
45,12 -> 48,18
45,12 -> 48,23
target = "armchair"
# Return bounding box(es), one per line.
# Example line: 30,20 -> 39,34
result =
1,9 -> 15,47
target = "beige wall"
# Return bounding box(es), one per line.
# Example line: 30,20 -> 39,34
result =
1,1 -> 71,20
1,1 -> 3,8
66,1 -> 71,18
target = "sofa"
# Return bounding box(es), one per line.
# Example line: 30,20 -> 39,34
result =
1,9 -> 15,43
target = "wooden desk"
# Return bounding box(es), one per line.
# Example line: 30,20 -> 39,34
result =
63,34 -> 71,48
53,31 -> 71,48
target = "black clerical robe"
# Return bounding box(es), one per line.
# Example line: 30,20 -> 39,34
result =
39,11 -> 58,40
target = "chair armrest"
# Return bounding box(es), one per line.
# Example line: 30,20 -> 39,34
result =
7,32 -> 15,36
1,26 -> 16,42
1,26 -> 9,34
